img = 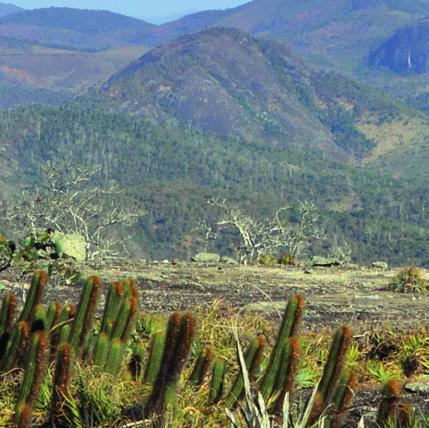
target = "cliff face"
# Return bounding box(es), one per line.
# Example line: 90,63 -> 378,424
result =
369,20 -> 429,74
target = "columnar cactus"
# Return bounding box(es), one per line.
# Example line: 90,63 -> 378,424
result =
327,371 -> 356,428
15,331 -> 48,427
19,270 -> 47,323
226,334 -> 267,408
129,343 -> 145,382
377,379 -> 412,428
0,292 -> 17,336
310,325 -> 352,424
210,357 -> 227,404
51,342 -> 73,425
68,276 -> 100,356
144,331 -> 165,385
105,339 -> 125,375
260,294 -> 304,401
1,320 -> 30,371
189,344 -> 213,387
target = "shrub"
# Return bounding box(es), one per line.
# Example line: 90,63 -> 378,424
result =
258,254 -> 277,266
389,267 -> 428,293
277,253 -> 295,266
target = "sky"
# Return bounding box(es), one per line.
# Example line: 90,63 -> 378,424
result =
10,1 -> 248,22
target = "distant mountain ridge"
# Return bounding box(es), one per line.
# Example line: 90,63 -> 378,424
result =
0,2 -> 22,18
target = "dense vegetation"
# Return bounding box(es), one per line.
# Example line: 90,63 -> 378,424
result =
0,103 -> 427,265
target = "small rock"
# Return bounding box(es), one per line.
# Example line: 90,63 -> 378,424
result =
405,381 -> 429,394
372,261 -> 389,270
191,252 -> 220,263
311,256 -> 340,267
161,259 -> 170,264
220,256 -> 238,265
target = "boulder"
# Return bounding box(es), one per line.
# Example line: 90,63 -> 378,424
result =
191,252 -> 220,263
311,256 -> 340,267
372,261 -> 389,270
220,256 -> 239,265
54,233 -> 86,262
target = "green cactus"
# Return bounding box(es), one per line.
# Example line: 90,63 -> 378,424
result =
111,296 -> 138,342
0,292 -> 17,336
129,343 -> 145,382
309,325 -> 352,424
68,276 -> 100,357
15,402 -> 31,428
226,334 -> 266,408
50,342 -> 73,426
100,281 -> 124,334
19,270 -> 48,323
260,294 -> 304,401
105,339 -> 125,375
274,337 -> 300,413
45,302 -> 62,332
210,357 -> 227,404
147,312 -> 196,416
93,333 -> 110,368
31,304 -> 46,332
377,379 -> 413,428
144,331 -> 165,385
326,371 -> 356,428
1,321 -> 30,371
189,344 -> 213,386
15,331 -> 48,426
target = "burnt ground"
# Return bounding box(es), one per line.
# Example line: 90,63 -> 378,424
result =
1,262 -> 428,425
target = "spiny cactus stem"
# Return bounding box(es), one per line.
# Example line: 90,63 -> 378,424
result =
210,357 -> 227,404
19,270 -> 47,323
0,292 -> 17,336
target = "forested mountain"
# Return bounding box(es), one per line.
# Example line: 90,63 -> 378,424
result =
0,7 -> 156,51
100,28 -> 429,184
0,104 -> 427,266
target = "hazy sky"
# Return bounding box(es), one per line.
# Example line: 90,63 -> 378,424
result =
10,1 -> 248,21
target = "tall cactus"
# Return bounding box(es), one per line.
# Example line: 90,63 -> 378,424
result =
100,281 -> 124,334
1,321 -> 30,371
15,331 -> 48,427
309,325 -> 352,424
46,302 -> 62,333
147,312 -> 196,416
189,344 -> 213,387
105,339 -> 125,375
68,276 -> 100,357
50,342 -> 73,426
0,292 -> 17,336
31,304 -> 46,333
129,343 -> 145,382
226,335 -> 267,408
19,270 -> 47,323
144,331 -> 165,385
377,379 -> 412,428
260,294 -> 304,401
210,357 -> 227,404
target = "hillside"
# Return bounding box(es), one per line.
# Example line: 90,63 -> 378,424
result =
0,2 -> 22,17
0,7 -> 156,51
369,19 -> 429,74
100,28 -> 429,183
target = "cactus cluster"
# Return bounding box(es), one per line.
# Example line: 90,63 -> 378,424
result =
0,271 -> 420,427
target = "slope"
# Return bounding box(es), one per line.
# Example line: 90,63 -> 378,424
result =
100,28 -> 429,183
0,2 -> 22,18
0,104 -> 427,266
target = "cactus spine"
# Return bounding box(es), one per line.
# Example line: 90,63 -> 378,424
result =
68,276 -> 100,356
15,331 -> 48,427
210,357 -> 227,404
19,270 -> 47,323
51,342 -> 73,426
260,294 -> 304,401
226,335 -> 266,408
